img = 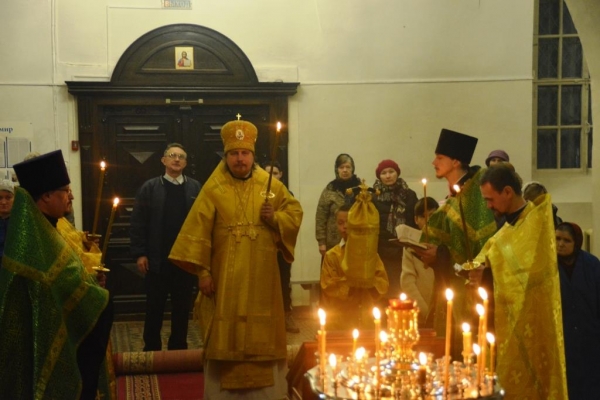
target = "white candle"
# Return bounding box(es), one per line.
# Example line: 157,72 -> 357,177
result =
444,289 -> 454,396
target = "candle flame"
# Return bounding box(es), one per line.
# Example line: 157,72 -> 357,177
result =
486,332 -> 495,344
276,122 -> 281,132
453,184 -> 461,194
473,343 -> 481,355
445,288 -> 454,301
372,307 -> 381,320
476,303 -> 484,317
421,178 -> 427,185
355,347 -> 365,360
329,353 -> 337,368
100,161 -> 106,170
352,329 -> 359,340
318,308 -> 326,326
419,352 -> 427,366
379,331 -> 388,343
478,287 -> 488,300
462,322 -> 471,333
400,293 -> 407,301
113,197 -> 120,207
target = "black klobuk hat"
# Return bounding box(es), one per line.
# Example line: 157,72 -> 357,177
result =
434,128 -> 478,165
14,150 -> 70,199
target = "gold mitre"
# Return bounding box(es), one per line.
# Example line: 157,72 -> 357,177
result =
221,118 -> 258,153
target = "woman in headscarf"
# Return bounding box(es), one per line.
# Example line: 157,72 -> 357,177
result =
372,159 -> 418,298
315,153 -> 361,256
555,222 -> 600,399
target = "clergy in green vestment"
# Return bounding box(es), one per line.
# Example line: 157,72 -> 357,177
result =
0,150 -> 112,400
169,118 -> 303,400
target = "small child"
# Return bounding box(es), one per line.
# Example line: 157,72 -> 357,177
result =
400,197 -> 440,327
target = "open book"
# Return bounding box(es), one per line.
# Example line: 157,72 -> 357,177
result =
391,224 -> 427,249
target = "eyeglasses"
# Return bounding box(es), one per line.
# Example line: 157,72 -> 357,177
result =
166,153 -> 187,160
55,188 -> 73,195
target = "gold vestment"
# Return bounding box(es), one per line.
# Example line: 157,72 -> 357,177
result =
169,162 -> 302,390
474,194 -> 567,400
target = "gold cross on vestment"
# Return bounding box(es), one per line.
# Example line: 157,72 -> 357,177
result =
231,223 -> 258,242
236,113 -> 242,120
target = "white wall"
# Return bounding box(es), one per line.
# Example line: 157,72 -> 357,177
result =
3,0 -> 592,306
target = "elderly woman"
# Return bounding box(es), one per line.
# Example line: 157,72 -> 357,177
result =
315,153 -> 361,256
372,159 -> 418,298
555,222 -> 600,399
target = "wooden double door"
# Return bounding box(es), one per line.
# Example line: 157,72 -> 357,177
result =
94,103 -> 277,314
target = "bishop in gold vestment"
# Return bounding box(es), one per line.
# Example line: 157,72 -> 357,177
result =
169,118 -> 303,399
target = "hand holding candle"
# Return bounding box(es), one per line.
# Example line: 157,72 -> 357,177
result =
92,161 -> 106,235
100,197 -> 119,264
264,122 -> 281,202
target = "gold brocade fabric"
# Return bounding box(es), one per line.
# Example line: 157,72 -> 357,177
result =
342,185 -> 383,288
321,244 -> 388,331
474,194 -> 568,400
0,187 -> 109,400
57,217 -> 101,274
169,162 -> 303,389
56,218 -> 116,400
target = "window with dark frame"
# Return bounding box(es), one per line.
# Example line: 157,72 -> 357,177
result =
534,0 -> 592,170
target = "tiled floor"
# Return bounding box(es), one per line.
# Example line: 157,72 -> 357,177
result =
111,306 -> 319,353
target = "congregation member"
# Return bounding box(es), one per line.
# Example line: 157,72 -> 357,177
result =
372,159 -> 418,299
555,222 -> 600,399
0,150 -> 113,400
169,118 -> 303,399
315,153 -> 361,256
484,149 -> 510,167
522,180 -> 562,227
0,179 -> 14,258
412,129 -> 496,358
130,143 -> 201,351
263,160 -> 300,333
400,196 -> 439,327
469,164 -> 568,399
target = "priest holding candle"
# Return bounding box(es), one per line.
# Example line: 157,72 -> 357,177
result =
411,129 -> 496,360
169,118 -> 303,399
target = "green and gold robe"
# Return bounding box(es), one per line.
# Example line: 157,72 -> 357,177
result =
0,187 -> 109,400
169,162 -> 302,390
474,194 -> 568,400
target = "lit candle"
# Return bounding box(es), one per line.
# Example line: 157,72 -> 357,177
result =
92,161 -> 106,235
453,184 -> 472,261
418,352 -> 428,386
422,178 -> 429,241
444,288 -> 454,396
462,322 -> 472,363
318,308 -> 327,377
352,329 -> 359,357
100,197 -> 119,263
373,307 -> 381,389
478,288 -> 489,376
473,343 -> 481,390
486,332 -> 496,378
329,353 -> 337,380
264,121 -> 282,202
476,303 -> 485,381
